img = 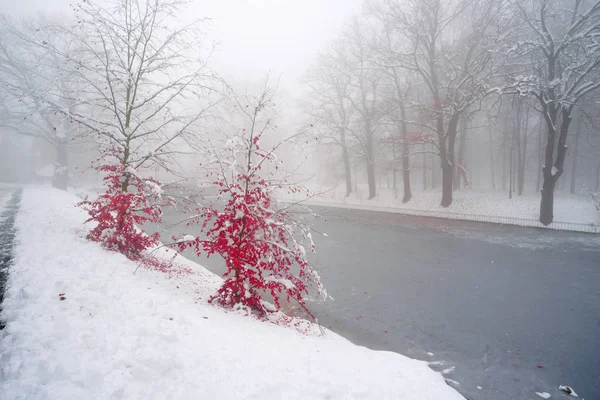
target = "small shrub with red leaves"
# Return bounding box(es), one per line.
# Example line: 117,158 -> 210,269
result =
176,83 -> 326,318
79,149 -> 172,264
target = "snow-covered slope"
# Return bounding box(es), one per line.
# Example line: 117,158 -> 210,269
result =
0,188 -> 463,400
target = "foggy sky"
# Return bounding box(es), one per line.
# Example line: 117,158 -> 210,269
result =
1,0 -> 363,90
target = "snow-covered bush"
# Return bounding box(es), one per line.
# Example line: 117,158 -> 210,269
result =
176,82 -> 326,317
79,149 -> 171,263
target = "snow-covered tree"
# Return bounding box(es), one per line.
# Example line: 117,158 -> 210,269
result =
176,79 -> 327,317
368,0 -> 509,206
28,0 -> 218,187
38,0 -> 219,257
506,0 -> 600,225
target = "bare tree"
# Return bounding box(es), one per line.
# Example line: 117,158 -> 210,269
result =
339,18 -> 387,200
388,75 -> 413,203
35,0 -> 218,192
305,47 -> 356,197
370,0 -> 508,206
368,16 -> 422,203
507,0 -> 600,224
0,15 -> 83,189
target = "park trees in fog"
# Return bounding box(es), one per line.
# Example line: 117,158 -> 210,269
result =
505,0 -> 600,224
372,0 -> 508,207
307,0 -> 600,224
340,18 -> 388,200
305,43 -> 356,198
0,16 -> 82,189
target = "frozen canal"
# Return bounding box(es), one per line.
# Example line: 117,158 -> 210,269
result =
154,204 -> 600,400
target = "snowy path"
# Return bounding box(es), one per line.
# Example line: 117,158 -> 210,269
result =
0,189 -> 463,400
281,188 -> 600,232
0,190 -> 21,330
155,205 -> 600,400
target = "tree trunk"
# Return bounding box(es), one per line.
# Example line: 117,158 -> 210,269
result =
509,144 -> 513,199
540,107 -> 558,225
539,106 -> 572,225
519,125 -> 528,196
515,98 -> 528,196
502,140 -> 507,191
422,144 -> 428,190
52,141 -> 68,190
354,159 -> 358,194
440,114 -> 459,207
340,128 -> 352,197
454,118 -> 467,189
540,178 -> 555,226
595,158 -> 600,192
441,163 -> 453,207
365,133 -> 376,200
569,113 -> 582,194
392,144 -> 398,199
366,161 -> 376,200
431,148 -> 436,189
536,118 -> 543,193
489,126 -> 496,190
400,105 -> 411,203
121,137 -> 132,193
402,159 -> 411,203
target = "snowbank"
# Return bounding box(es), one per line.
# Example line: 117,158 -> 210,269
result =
0,188 -> 463,400
35,164 -> 56,178
0,183 -> 26,191
281,186 -> 600,229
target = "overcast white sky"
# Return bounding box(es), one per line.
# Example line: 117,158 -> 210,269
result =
2,0 -> 363,90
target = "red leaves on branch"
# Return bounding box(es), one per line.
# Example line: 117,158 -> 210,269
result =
175,126 -> 326,318
79,148 -> 172,266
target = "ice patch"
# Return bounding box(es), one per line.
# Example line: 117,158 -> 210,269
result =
441,366 -> 456,375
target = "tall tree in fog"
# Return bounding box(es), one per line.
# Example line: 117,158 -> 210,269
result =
377,70 -> 417,203
339,18 -> 386,200
305,45 -> 356,197
369,0 -> 508,206
506,0 -> 600,225
369,14 -> 439,203
30,0 -> 220,265
0,16 -> 82,189
40,0 -> 217,192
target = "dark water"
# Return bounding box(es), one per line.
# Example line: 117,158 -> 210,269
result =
150,204 -> 600,400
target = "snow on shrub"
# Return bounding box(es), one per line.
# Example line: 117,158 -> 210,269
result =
79,148 -> 174,268
175,81 -> 327,318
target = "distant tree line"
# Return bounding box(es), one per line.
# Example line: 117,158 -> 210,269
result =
305,0 -> 600,225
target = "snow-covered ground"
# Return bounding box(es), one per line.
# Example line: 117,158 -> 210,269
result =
0,183 -> 27,190
281,185 -> 600,230
0,188 -> 463,400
